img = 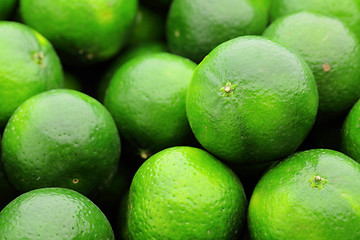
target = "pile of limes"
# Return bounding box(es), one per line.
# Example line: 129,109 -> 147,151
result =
1,0 -> 360,239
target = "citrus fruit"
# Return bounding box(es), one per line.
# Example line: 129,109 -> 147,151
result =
0,21 -> 63,128
270,0 -> 360,39
127,146 -> 247,239
0,187 -> 114,239
128,6 -> 165,47
248,149 -> 360,240
98,42 -> 167,101
1,89 -> 120,195
342,99 -> 360,163
263,12 -> 360,118
166,0 -> 268,62
20,0 -> 138,64
259,0 -> 272,11
0,0 -> 17,20
186,36 -> 318,165
104,52 -> 196,156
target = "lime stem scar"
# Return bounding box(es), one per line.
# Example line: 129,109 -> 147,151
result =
72,178 -> 79,184
224,86 -> 231,93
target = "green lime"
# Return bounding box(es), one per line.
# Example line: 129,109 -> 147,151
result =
270,0 -> 360,39
98,42 -> 167,102
104,52 -> 196,156
342,99 -> 360,162
263,12 -> 360,118
166,0 -> 268,63
128,6 -> 165,47
0,0 -> 17,20
259,0 -> 272,11
1,89 -> 120,195
248,149 -> 360,239
0,21 -> 63,128
20,0 -> 138,64
186,36 -> 318,165
0,187 -> 114,239
127,146 -> 247,239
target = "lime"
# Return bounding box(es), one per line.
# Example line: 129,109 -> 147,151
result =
342,99 -> 360,163
1,89 -> 120,195
128,6 -> 165,47
127,146 -> 247,239
98,42 -> 167,102
186,36 -> 318,165
166,0 -> 268,62
0,187 -> 114,239
248,149 -> 360,239
104,52 -> 196,156
0,21 -> 63,128
263,12 -> 360,118
270,0 -> 360,39
20,0 -> 138,64
259,0 -> 272,11
0,0 -> 17,20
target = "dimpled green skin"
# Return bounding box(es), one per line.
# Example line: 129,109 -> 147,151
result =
0,0 -> 17,20
248,149 -> 360,240
0,188 -> 115,239
1,89 -> 120,196
0,21 -> 63,128
186,36 -> 318,164
263,12 -> 360,117
98,42 -> 167,102
20,0 -> 138,64
166,0 -> 268,63
104,53 -> 196,153
342,99 -> 360,162
128,146 -> 247,239
270,0 -> 360,39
